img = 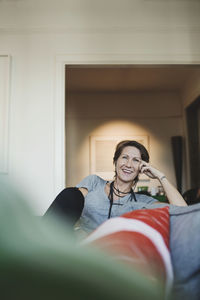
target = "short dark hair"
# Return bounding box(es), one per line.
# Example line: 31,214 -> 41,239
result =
113,140 -> 149,165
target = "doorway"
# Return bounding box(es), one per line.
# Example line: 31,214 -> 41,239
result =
65,64 -> 200,191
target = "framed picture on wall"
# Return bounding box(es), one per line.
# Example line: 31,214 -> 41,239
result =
89,135 -> 149,181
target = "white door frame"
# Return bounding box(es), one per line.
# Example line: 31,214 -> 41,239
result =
54,53 -> 199,195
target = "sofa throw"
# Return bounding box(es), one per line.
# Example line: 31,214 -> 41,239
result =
83,206 -> 173,294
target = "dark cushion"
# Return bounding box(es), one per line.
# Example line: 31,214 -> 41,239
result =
44,187 -> 84,224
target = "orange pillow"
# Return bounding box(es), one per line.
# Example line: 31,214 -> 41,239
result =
83,206 -> 173,293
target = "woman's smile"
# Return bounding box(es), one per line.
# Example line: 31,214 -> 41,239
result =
121,168 -> 133,175
116,146 -> 141,183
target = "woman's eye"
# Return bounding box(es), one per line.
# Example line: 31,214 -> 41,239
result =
122,156 -> 128,159
133,158 -> 140,163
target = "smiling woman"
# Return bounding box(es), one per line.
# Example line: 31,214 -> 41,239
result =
44,140 -> 187,237
113,140 -> 149,187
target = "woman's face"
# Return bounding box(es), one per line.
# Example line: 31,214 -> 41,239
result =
115,146 -> 142,183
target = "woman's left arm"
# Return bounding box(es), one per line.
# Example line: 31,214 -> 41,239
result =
157,176 -> 187,206
140,161 -> 187,206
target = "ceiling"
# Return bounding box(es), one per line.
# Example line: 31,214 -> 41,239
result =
66,65 -> 200,93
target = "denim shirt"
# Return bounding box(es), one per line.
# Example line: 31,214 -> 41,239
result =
76,174 -> 168,235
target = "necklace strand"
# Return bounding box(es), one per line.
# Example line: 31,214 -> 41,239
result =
113,189 -> 128,198
113,183 -> 132,195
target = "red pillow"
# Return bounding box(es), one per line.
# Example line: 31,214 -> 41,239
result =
83,207 -> 173,292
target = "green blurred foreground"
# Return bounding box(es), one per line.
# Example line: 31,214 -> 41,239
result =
0,178 -> 164,300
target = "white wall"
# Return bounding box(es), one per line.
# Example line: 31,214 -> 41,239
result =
0,0 -> 200,214
66,91 -> 183,191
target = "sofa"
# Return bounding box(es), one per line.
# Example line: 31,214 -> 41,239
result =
80,202 -> 200,300
1,178 -> 200,300
170,204 -> 200,300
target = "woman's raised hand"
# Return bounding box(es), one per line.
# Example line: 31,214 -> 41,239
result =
139,161 -> 165,181
139,160 -> 187,206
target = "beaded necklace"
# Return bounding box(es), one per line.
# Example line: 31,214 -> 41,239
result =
107,181 -> 137,219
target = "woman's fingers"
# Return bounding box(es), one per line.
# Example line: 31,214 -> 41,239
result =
139,162 -> 159,179
140,166 -> 156,178
139,162 -> 150,174
139,161 -> 148,171
139,162 -> 165,181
